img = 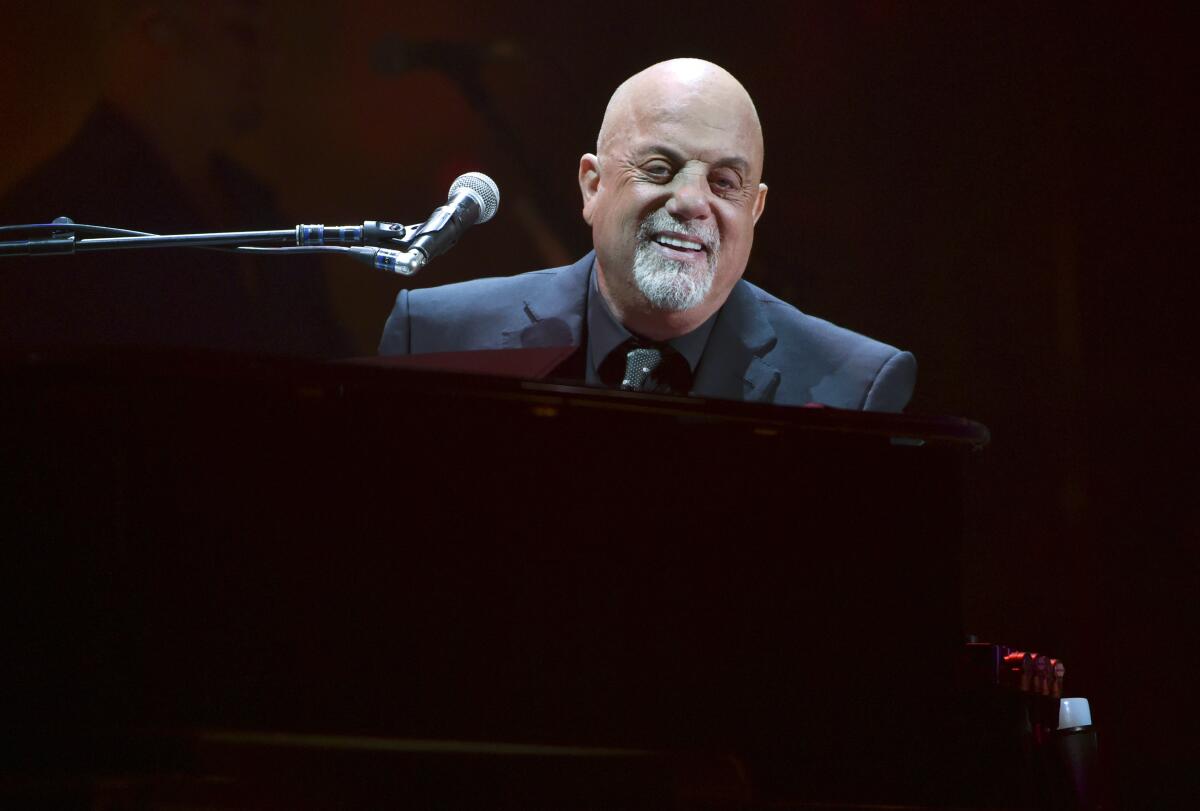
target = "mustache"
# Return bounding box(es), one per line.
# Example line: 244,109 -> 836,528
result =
636,209 -> 719,251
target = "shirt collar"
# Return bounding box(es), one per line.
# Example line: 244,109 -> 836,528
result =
586,261 -> 717,374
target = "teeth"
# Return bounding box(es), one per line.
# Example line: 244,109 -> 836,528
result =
655,234 -> 703,251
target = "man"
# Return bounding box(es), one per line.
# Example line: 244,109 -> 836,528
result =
379,58 -> 915,411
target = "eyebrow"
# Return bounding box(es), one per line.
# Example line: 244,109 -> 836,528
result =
639,144 -> 751,175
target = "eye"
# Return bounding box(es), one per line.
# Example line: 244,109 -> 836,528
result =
641,160 -> 674,181
710,170 -> 742,193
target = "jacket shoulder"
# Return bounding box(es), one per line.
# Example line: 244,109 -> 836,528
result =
741,282 -> 916,411
410,266 -> 573,319
380,256 -> 591,355
747,284 -> 898,356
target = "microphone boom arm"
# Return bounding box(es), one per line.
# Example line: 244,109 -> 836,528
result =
0,218 -> 430,275
1,172 -> 499,278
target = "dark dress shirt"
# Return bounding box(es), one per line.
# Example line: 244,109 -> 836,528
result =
583,264 -> 716,394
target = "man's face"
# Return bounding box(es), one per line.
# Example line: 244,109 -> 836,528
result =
581,80 -> 767,320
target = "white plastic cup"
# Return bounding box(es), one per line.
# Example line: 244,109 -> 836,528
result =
1058,697 -> 1093,730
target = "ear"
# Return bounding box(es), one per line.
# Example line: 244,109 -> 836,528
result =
578,153 -> 601,225
751,183 -> 768,225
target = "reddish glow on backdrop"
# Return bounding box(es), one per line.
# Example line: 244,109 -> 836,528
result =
336,0 -> 493,191
857,0 -> 903,27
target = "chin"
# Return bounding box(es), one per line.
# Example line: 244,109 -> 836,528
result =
633,267 -> 712,312
632,246 -> 716,312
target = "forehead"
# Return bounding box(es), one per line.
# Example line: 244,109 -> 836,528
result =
608,82 -> 763,174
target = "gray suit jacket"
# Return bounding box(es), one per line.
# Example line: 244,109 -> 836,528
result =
379,252 -> 916,411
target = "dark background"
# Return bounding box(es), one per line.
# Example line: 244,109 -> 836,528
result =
2,2 -> 1195,807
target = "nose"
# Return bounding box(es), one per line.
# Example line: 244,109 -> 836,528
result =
664,170 -> 712,222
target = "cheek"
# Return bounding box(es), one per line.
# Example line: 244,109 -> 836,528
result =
724,211 -> 758,245
731,222 -> 753,247
599,195 -> 638,234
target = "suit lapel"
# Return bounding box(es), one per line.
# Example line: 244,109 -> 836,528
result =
500,253 -> 593,350
691,280 -> 781,403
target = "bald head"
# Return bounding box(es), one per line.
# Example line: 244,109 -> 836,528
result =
578,59 -> 769,340
597,59 -> 764,177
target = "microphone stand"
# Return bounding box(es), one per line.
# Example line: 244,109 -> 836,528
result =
0,217 -> 430,275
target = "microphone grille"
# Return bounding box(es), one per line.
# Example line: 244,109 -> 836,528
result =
449,172 -> 500,223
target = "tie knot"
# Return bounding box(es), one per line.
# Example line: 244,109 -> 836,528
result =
620,343 -> 666,390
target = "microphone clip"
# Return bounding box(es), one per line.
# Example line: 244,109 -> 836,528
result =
361,220 -> 421,248
300,221 -> 425,275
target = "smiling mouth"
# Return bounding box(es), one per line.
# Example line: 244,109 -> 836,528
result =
652,233 -> 705,252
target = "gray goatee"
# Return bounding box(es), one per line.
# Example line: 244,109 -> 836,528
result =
631,210 -> 721,311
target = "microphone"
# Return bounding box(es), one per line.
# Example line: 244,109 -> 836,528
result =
334,173 -> 499,276
408,172 -> 500,265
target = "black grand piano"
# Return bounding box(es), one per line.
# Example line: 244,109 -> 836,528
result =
2,347 -> 1007,809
